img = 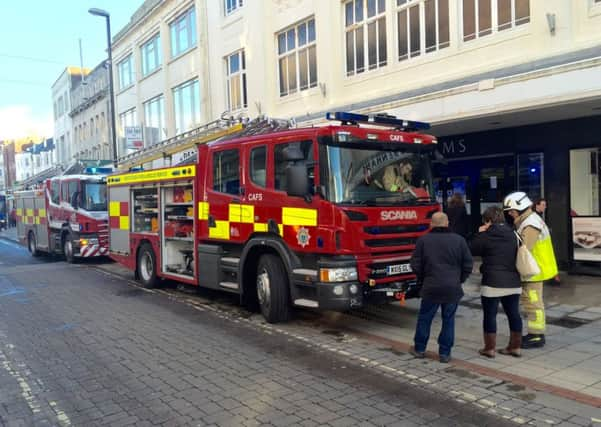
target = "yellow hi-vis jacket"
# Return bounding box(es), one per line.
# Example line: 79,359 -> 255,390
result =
517,213 -> 558,282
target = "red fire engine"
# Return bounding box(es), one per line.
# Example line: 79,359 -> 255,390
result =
108,112 -> 440,322
15,168 -> 111,261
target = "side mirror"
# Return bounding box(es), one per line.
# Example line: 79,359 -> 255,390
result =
71,192 -> 79,209
285,164 -> 309,199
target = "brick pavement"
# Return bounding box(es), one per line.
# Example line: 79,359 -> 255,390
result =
0,256 -> 518,426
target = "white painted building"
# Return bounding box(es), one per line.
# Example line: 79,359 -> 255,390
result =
111,0 -> 601,268
70,62 -> 112,162
52,67 -> 89,167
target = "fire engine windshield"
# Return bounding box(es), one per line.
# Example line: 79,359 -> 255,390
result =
81,182 -> 108,212
322,145 -> 435,206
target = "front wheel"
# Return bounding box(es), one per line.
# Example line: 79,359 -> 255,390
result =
63,232 -> 76,263
256,254 -> 291,323
28,232 -> 40,257
137,243 -> 159,289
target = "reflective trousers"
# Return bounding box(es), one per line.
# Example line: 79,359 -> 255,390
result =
521,281 -> 545,334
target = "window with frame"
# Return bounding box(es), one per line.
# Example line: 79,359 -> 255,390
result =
397,0 -> 449,61
141,33 -> 162,76
463,0 -> 529,42
345,0 -> 387,76
173,79 -> 200,135
225,50 -> 247,111
250,146 -> 267,188
144,95 -> 165,146
118,55 -> 134,89
277,18 -> 317,97
170,7 -> 197,57
50,180 -> 60,204
225,0 -> 243,15
274,140 -> 314,192
213,149 -> 240,195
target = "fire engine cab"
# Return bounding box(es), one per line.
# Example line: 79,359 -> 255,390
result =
108,112 -> 440,323
15,167 -> 111,261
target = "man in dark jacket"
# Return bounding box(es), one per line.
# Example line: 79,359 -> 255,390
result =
410,212 -> 473,362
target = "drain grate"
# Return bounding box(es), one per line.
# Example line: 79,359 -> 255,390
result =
547,316 -> 589,329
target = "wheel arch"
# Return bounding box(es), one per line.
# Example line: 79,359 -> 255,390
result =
239,236 -> 300,307
134,238 -> 154,280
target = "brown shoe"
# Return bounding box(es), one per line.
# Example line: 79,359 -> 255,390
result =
478,333 -> 496,358
498,331 -> 522,357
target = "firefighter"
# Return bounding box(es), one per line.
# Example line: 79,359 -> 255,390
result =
503,192 -> 558,349
382,158 -> 413,192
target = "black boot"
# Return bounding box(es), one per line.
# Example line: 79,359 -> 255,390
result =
521,333 -> 545,349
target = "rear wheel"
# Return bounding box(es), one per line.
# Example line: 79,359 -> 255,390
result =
28,232 -> 40,257
63,232 -> 76,263
137,243 -> 159,289
256,254 -> 290,323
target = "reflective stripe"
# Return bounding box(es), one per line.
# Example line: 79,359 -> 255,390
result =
109,201 -> 121,217
119,216 -> 129,231
229,204 -> 255,223
38,209 -> 46,217
528,309 -> 545,331
26,208 -> 33,217
198,202 -> 209,220
254,223 -> 268,232
282,207 -> 317,226
209,220 -> 230,239
528,289 -> 539,303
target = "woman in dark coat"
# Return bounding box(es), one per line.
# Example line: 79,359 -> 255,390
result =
446,193 -> 469,238
470,206 -> 522,358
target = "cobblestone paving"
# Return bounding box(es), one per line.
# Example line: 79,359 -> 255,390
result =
0,257 -> 516,427
0,237 -> 600,426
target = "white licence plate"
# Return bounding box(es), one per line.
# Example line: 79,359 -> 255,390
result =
386,263 -> 412,275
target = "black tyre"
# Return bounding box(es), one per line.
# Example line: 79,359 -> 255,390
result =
256,254 -> 291,323
28,231 -> 40,257
63,232 -> 76,263
137,243 -> 159,289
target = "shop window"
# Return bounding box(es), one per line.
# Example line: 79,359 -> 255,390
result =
250,146 -> 266,188
570,148 -> 600,217
517,152 -> 543,201
213,149 -> 240,195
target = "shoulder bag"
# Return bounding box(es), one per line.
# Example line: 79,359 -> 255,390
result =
514,231 -> 541,279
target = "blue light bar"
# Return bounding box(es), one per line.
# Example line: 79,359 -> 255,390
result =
326,112 -> 430,131
84,167 -> 113,175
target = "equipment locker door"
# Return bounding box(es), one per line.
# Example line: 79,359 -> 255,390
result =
108,185 -> 131,254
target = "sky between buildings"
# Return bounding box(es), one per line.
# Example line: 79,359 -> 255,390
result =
0,0 -> 139,141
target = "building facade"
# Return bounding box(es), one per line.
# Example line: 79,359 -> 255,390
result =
52,67 -> 89,167
111,0 -> 601,270
69,62 -> 112,162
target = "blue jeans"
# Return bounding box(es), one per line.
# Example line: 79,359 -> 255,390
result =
414,299 -> 458,357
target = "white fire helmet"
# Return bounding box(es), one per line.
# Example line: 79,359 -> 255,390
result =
503,191 -> 532,212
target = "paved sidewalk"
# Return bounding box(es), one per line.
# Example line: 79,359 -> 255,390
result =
339,273 -> 601,403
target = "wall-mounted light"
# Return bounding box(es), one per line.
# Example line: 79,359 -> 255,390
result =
546,13 -> 556,36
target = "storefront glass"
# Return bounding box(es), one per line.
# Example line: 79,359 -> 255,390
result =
570,148 -> 601,263
517,152 -> 544,200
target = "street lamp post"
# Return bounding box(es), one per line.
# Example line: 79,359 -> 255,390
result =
88,8 -> 119,168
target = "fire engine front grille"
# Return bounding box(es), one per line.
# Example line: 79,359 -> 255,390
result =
365,238 -> 416,248
364,224 -> 429,235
